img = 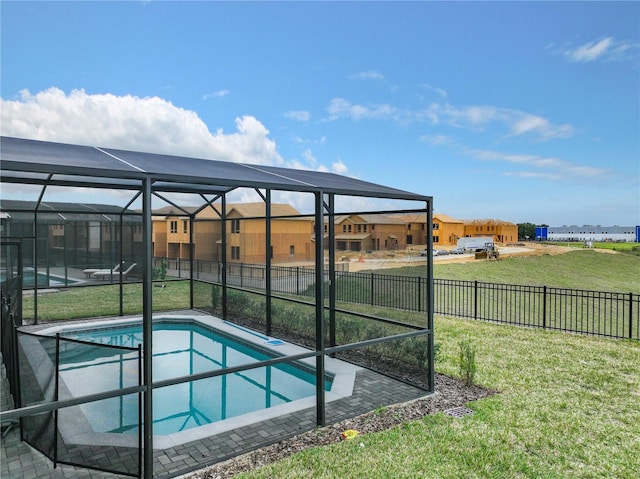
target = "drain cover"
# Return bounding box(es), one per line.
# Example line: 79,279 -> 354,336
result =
444,406 -> 474,418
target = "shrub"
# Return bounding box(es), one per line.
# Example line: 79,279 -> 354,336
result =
152,259 -> 168,280
211,284 -> 221,311
458,339 -> 477,386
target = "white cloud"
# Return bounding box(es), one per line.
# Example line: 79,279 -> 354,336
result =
1,88 -> 364,206
561,37 -> 639,63
285,110 -> 311,122
326,97 -> 400,122
469,147 -> 611,180
302,148 -> 317,166
508,113 -> 574,141
331,160 -> 348,175
350,70 -> 385,81
566,37 -> 614,62
203,89 -> 230,100
426,103 -> 574,141
419,134 -> 452,146
419,83 -> 448,98
326,97 -> 573,141
0,87 -> 286,165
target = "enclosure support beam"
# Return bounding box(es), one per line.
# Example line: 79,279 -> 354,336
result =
314,191 -> 326,426
189,214 -> 195,309
265,189 -> 272,336
426,199 -> 435,393
327,194 -> 336,350
119,214 -> 124,316
221,195 -> 228,320
142,177 -> 154,478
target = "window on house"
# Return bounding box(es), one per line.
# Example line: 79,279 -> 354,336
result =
357,224 -> 362,233
363,225 -> 367,232
183,220 -> 188,234
290,245 -> 295,258
231,219 -> 240,234
324,224 -> 328,233
407,235 -> 413,245
342,224 -> 347,233
348,224 -> 352,233
408,224 -> 411,230
231,246 -> 240,260
170,220 -> 177,234
433,236 -> 439,243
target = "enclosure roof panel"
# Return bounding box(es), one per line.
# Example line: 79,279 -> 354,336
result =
248,164 -> 422,199
0,199 -> 139,218
1,136 -> 430,201
0,136 -> 141,177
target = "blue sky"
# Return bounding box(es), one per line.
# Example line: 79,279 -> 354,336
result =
1,1 -> 639,226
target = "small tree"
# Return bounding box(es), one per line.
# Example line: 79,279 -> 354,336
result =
152,259 -> 168,280
458,339 -> 477,386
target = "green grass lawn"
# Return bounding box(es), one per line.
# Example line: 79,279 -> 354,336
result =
386,249 -> 640,293
550,241 -> 640,253
238,317 -> 640,479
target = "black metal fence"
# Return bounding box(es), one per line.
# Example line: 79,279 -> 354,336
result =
162,259 -> 639,340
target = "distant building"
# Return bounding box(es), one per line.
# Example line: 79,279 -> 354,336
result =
322,213 -> 408,252
535,225 -> 640,243
462,219 -> 518,244
432,213 -> 464,246
152,202 -> 313,264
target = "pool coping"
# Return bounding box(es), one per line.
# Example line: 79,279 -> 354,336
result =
29,313 -> 362,450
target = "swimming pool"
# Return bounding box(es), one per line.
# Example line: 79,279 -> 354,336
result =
0,269 -> 80,287
59,320 -> 331,436
36,315 -> 359,448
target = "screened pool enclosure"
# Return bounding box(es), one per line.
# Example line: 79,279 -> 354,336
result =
0,136 -> 435,478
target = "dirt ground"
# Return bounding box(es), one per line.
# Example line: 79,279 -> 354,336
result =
345,242 -> 576,272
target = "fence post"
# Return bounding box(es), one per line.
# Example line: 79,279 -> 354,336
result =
542,286 -> 547,330
54,333 -> 60,468
474,280 -> 478,320
630,292 -> 634,339
418,276 -> 422,312
296,267 -> 300,296
370,273 -> 375,306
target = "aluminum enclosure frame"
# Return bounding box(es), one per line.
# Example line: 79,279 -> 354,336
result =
0,136 -> 435,478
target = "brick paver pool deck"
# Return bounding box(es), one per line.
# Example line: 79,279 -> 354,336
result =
2,310 -> 430,479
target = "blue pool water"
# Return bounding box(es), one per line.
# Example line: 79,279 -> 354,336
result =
0,270 -> 78,287
58,321 -> 331,436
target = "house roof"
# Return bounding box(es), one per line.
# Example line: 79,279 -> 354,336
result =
433,213 -> 464,224
1,136 -> 430,202
152,205 -> 200,218
358,214 -> 406,225
463,218 -> 516,226
227,202 -> 301,218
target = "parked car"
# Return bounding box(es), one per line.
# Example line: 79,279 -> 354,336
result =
420,249 -> 450,256
450,247 -> 465,254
